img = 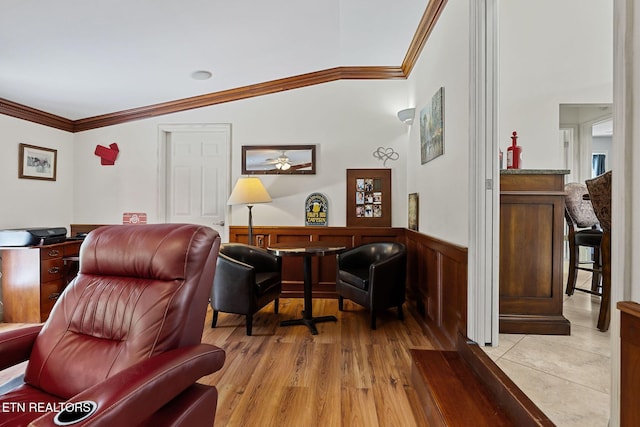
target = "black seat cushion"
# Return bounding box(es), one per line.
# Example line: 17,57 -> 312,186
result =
575,229 -> 603,247
338,268 -> 369,290
255,272 -> 281,294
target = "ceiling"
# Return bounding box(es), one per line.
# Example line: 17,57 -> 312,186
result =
1,0 -> 431,123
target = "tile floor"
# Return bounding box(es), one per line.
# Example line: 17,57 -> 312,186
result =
483,269 -> 611,427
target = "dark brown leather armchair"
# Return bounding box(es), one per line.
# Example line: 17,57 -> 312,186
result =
210,243 -> 282,336
0,224 -> 225,426
336,242 -> 407,329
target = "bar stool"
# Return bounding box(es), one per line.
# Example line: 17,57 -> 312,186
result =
585,171 -> 612,332
564,183 -> 603,296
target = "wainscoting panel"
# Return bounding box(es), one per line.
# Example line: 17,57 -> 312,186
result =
405,230 -> 468,349
229,226 -> 468,348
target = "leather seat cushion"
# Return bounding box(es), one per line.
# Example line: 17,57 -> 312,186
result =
338,268 -> 369,290
255,272 -> 281,294
575,229 -> 603,247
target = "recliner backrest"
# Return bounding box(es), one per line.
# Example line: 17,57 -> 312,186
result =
23,224 -> 220,399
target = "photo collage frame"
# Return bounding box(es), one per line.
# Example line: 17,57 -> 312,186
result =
355,178 -> 383,218
346,169 -> 391,227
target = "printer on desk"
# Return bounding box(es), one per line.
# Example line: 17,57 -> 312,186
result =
0,227 -> 68,246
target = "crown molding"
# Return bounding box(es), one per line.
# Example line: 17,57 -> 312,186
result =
73,66 -> 406,132
2,0 -> 446,133
0,98 -> 74,132
402,0 -> 448,76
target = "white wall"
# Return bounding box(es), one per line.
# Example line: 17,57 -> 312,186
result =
404,0 -> 470,246
72,80 -> 409,234
0,115 -> 74,230
499,0 -> 613,169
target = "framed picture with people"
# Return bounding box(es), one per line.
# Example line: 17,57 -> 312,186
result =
346,168 -> 391,227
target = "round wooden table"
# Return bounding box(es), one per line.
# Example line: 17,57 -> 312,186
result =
267,242 -> 345,334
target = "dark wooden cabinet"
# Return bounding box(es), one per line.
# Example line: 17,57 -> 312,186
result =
1,240 -> 81,323
499,170 -> 570,335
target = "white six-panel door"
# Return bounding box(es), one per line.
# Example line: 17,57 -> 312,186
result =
159,124 -> 230,241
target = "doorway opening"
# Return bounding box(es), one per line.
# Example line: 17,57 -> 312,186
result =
559,104 -> 613,183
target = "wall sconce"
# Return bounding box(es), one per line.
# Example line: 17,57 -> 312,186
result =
397,108 -> 416,125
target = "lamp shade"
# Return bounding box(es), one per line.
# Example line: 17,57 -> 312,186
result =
227,177 -> 272,205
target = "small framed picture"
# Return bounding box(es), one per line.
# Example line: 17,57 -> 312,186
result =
19,143 -> 57,181
408,193 -> 419,231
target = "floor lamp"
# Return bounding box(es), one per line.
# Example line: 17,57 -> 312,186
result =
227,177 -> 272,245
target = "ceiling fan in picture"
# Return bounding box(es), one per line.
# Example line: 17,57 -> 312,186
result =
264,151 -> 292,170
242,145 -> 317,175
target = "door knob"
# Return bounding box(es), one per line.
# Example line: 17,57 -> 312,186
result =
213,221 -> 225,226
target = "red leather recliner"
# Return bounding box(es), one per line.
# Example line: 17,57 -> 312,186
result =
0,224 -> 225,426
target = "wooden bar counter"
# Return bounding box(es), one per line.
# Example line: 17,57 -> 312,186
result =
499,169 -> 570,335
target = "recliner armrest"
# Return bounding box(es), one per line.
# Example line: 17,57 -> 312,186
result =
0,325 -> 42,371
29,344 -> 225,427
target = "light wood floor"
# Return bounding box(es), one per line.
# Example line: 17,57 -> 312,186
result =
0,298 -> 436,427
201,298 -> 435,427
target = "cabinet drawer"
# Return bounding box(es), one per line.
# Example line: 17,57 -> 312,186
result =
41,258 -> 64,282
64,241 -> 82,256
41,247 -> 63,261
40,279 -> 64,322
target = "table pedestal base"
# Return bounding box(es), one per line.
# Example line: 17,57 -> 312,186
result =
267,243 -> 346,335
280,314 -> 337,335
